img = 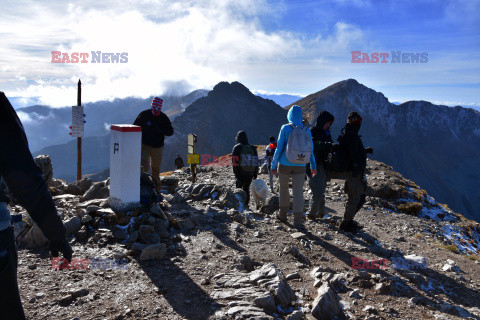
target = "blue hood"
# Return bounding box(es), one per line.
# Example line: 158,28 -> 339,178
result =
287,105 -> 303,126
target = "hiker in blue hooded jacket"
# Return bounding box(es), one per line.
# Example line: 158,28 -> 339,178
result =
271,105 -> 317,228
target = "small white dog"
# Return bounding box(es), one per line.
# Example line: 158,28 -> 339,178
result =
250,179 -> 269,210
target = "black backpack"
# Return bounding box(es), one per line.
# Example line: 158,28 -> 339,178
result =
140,172 -> 159,208
328,129 -> 348,173
239,145 -> 257,175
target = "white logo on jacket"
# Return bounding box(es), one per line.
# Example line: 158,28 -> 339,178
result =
250,179 -> 269,210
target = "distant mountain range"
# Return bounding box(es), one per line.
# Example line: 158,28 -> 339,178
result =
28,79 -> 480,221
19,89 -> 209,153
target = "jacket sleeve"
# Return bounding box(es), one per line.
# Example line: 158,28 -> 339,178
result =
254,146 -> 259,177
133,112 -> 143,126
161,114 -> 174,137
271,126 -> 286,170
0,95 -> 67,245
307,129 -> 317,170
344,135 -> 363,171
232,144 -> 242,176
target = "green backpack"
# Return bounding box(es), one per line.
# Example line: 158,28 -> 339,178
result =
240,145 -> 257,175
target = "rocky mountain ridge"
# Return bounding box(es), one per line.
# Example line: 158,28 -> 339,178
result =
10,151 -> 480,320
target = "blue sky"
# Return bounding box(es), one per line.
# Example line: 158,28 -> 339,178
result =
0,0 -> 479,109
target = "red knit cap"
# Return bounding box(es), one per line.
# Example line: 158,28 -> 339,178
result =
151,97 -> 163,116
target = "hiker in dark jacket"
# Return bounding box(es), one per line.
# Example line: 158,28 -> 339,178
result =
265,136 -> 277,192
174,154 -> 184,169
337,111 -> 369,233
133,97 -> 174,189
0,91 -> 73,320
232,131 -> 259,208
306,111 -> 335,220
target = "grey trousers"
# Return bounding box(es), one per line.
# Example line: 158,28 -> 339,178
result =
331,171 -> 367,221
307,165 -> 327,218
278,164 -> 306,225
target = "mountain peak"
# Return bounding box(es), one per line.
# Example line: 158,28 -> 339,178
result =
210,81 -> 253,99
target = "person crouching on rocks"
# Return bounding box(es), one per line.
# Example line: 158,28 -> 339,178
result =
271,105 -> 317,228
232,131 -> 259,208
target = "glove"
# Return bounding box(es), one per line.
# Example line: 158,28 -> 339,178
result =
365,147 -> 374,154
49,239 -> 73,263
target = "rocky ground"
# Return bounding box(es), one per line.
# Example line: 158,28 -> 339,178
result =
11,151 -> 480,320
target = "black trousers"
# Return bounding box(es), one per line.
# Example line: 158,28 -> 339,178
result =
236,174 -> 254,206
0,226 -> 26,320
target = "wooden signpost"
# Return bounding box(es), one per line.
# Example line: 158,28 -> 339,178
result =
69,80 -> 85,181
187,134 -> 198,182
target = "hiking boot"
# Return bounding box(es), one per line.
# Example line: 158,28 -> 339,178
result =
276,214 -> 287,223
339,220 -> 356,233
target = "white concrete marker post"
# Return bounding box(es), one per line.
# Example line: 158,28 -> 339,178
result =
110,125 -> 142,212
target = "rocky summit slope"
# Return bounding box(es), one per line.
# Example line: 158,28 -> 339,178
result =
11,152 -> 480,320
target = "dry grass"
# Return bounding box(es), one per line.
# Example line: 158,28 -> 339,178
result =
439,244 -> 460,254
396,202 -> 423,215
467,254 -> 480,261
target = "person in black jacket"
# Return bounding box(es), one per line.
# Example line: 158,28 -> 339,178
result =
174,154 -> 184,169
0,91 -> 73,320
337,111 -> 371,233
231,131 -> 259,208
133,97 -> 174,190
306,111 -> 335,220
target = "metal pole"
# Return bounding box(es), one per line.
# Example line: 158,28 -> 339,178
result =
77,79 -> 82,181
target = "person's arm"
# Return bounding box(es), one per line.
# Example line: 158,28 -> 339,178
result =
133,112 -> 143,126
271,126 -> 286,170
253,146 -> 259,179
345,135 -> 363,175
161,114 -> 174,137
231,144 -> 242,176
308,129 -> 317,171
0,93 -> 72,260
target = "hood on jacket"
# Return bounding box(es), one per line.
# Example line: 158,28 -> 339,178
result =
236,130 -> 249,144
287,105 -> 303,126
311,111 -> 334,138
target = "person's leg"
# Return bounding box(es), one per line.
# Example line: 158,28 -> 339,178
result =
268,169 -> 274,192
344,173 -> 363,221
307,173 -> 322,219
0,227 -> 27,320
242,175 -> 253,207
291,166 -> 306,226
140,144 -> 150,173
277,164 -> 291,221
150,146 -> 164,190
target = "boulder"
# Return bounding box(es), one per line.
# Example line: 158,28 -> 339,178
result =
140,243 -> 167,260
139,225 -> 160,243
21,223 -> 48,248
82,181 -> 109,201
34,155 -> 53,185
64,217 -> 82,237
311,283 -> 343,320
261,195 -> 279,215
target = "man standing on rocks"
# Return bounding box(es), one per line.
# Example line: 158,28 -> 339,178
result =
133,97 -> 174,190
174,154 -> 184,169
336,112 -> 372,233
232,131 -> 259,208
307,111 -> 335,220
0,91 -> 73,320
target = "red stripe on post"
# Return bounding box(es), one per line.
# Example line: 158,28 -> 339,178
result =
111,125 -> 142,132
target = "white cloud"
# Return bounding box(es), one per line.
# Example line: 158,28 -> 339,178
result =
0,0 -> 300,107
16,111 -> 54,124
